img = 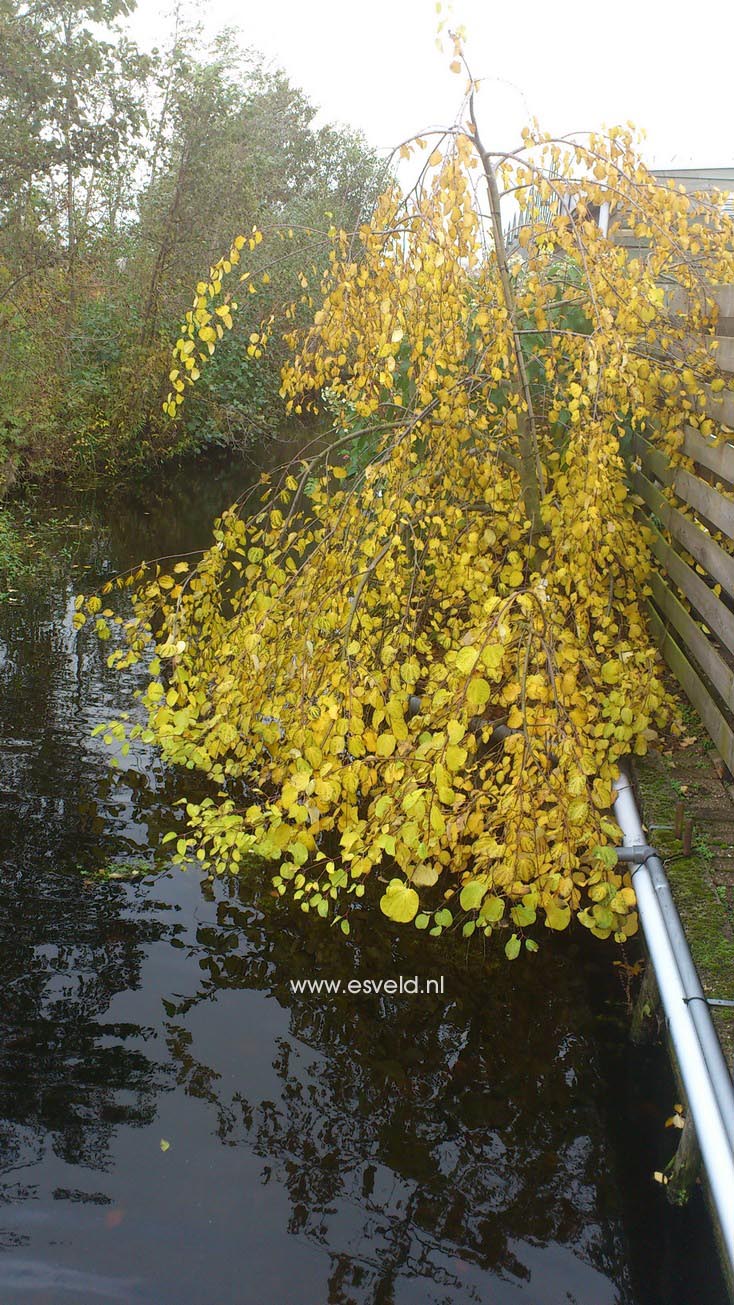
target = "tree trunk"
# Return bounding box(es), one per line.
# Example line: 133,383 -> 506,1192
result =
62,15 -> 76,306
467,98 -> 544,533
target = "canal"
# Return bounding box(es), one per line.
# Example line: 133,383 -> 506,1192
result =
0,446 -> 727,1303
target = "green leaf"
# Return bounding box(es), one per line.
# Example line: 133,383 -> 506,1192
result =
434,907 -> 453,929
505,933 -> 521,960
479,895 -> 505,923
511,900 -> 537,927
594,845 -> 618,869
592,904 -> 614,929
459,879 -> 487,912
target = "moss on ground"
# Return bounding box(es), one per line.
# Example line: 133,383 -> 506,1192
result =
631,748 -> 734,1067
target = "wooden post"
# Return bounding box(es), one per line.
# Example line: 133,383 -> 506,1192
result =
666,1114 -> 701,1205
631,961 -> 661,1044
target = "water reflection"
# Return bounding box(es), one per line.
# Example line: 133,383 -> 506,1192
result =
0,450 -> 726,1303
0,452 -> 270,1295
156,873 -> 631,1304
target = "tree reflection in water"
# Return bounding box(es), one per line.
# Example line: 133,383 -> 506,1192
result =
160,873 -> 631,1304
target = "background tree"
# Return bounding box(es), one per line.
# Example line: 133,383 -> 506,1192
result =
135,26 -> 384,440
0,3 -> 381,489
0,0 -> 148,289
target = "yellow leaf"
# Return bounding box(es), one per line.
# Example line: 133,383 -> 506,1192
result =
567,798 -> 588,824
466,678 -> 490,710
456,646 -> 479,675
480,645 -> 504,673
545,901 -> 571,931
412,863 -> 439,886
380,879 -> 420,923
480,895 -> 505,923
375,733 -> 396,757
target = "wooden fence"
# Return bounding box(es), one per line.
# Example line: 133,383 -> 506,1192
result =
630,284 -> 734,773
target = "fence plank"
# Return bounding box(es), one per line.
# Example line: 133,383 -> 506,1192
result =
666,283 -> 731,315
666,284 -> 734,318
713,286 -> 734,318
710,335 -> 734,373
648,570 -> 734,708
638,282 -> 734,764
704,383 -> 734,429
645,520 -> 734,651
631,470 -> 734,594
636,436 -> 671,484
636,438 -> 734,539
679,469 -> 734,536
647,604 -> 734,774
683,425 -> 734,484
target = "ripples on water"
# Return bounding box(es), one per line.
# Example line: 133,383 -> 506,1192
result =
0,453 -> 726,1303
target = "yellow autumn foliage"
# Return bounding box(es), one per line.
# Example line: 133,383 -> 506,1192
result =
79,98 -> 734,954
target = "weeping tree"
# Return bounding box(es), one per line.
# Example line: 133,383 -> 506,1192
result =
78,46 -> 734,957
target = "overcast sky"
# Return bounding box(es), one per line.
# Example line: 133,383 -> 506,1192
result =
130,0 -> 734,168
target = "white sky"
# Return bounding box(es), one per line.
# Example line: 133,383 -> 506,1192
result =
130,0 -> 734,168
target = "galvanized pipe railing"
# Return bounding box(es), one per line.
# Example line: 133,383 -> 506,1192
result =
613,771 -> 734,1271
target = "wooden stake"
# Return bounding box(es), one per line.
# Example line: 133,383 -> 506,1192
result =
631,962 -> 661,1045
666,1114 -> 701,1206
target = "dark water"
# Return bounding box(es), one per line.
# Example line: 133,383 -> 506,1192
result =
0,448 -> 728,1304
